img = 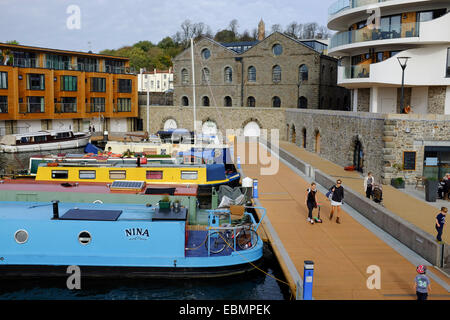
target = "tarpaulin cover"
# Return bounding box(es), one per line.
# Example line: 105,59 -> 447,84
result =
84,143 -> 102,154
206,164 -> 226,182
60,209 -> 123,221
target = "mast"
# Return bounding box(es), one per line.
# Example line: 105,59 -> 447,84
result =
190,38 -> 197,144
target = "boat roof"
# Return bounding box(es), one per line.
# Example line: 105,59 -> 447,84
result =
9,130 -> 76,138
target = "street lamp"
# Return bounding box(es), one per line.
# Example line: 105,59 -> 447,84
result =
397,56 -> 411,113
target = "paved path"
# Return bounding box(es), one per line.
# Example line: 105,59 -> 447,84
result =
278,141 -> 449,244
235,141 -> 449,300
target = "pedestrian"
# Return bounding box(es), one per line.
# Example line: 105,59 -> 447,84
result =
329,179 -> 344,224
92,126 -> 96,133
363,172 -> 375,199
305,182 -> 318,225
88,125 -> 92,133
438,179 -> 446,199
435,207 -> 447,244
443,173 -> 450,201
414,265 -> 431,300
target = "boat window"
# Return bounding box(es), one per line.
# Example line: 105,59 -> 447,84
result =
109,170 -> 126,180
79,170 -> 96,179
52,170 -> 68,179
181,171 -> 198,180
146,170 -> 163,180
34,135 -> 47,143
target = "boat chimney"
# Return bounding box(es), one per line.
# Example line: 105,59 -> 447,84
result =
137,156 -> 141,167
52,200 -> 60,220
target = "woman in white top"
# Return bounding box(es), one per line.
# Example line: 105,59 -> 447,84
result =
363,172 -> 375,199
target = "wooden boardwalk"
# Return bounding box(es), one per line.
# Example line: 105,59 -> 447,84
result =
235,140 -> 449,300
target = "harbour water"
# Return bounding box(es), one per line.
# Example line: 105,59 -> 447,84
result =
0,149 -> 289,300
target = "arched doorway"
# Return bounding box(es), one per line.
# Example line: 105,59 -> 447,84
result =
181,96 -> 189,106
302,128 -> 307,148
163,118 -> 177,130
202,120 -> 217,135
224,96 -> 232,107
314,130 -> 320,153
243,121 -> 261,137
353,138 -> 364,173
202,96 -> 210,107
291,125 -> 296,144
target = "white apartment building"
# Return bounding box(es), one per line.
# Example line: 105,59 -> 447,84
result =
328,0 -> 450,114
138,68 -> 173,93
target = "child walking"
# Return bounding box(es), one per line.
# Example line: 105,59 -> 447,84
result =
435,207 -> 447,244
414,265 -> 431,300
305,182 -> 318,225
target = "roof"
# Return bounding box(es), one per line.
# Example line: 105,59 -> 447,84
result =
0,43 -> 129,61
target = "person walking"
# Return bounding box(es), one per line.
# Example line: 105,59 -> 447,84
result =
363,172 -> 375,199
414,265 -> 431,300
443,173 -> 450,201
305,182 -> 318,225
435,207 -> 447,244
329,179 -> 344,224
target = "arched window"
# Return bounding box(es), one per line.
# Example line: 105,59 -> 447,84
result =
224,96 -> 232,107
272,65 -> 281,83
202,96 -> 210,107
272,96 -> 281,108
247,96 -> 255,107
248,66 -> 256,82
181,69 -> 189,85
302,128 -> 307,148
299,64 -> 308,81
298,96 -> 308,109
201,48 -> 211,60
202,68 -> 210,84
272,44 -> 283,56
224,67 -> 232,83
181,96 -> 189,106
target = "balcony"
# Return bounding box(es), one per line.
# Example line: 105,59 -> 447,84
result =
329,0 -> 396,16
54,103 -> 77,114
19,103 -> 45,114
0,103 -> 8,113
342,64 -> 371,79
330,21 -> 419,50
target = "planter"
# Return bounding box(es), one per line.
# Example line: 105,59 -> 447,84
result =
158,200 -> 171,209
390,178 -> 405,189
425,180 -> 438,202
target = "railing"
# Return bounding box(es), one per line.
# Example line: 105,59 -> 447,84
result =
54,102 -> 77,113
330,21 -> 419,49
12,58 -> 40,68
18,103 -> 45,114
342,64 -> 371,79
0,103 -> 8,113
329,0 -> 392,16
86,103 -> 106,113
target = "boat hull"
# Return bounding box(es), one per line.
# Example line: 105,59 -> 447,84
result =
1,136 -> 90,153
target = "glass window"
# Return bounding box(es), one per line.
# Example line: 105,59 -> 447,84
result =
61,97 -> 77,113
91,77 -> 106,92
118,79 -> 132,93
46,54 -> 70,70
202,96 -> 210,107
0,96 -> 7,113
224,67 -> 232,83
78,57 -> 99,72
447,48 -> 450,78
61,76 -> 77,91
247,96 -> 255,108
105,60 -> 124,73
27,96 -> 44,113
90,97 -> 105,112
181,171 -> 198,180
146,171 -> 163,179
0,72 -> 7,89
52,170 -> 68,179
117,98 -> 131,112
181,96 -> 189,106
272,44 -> 283,56
272,65 -> 281,83
109,170 -> 126,180
27,74 -> 45,90
248,66 -> 256,82
181,69 -> 189,84
224,96 -> 232,107
201,48 -> 211,60
202,68 -> 210,83
299,65 -> 308,81
272,96 -> 281,108
79,170 -> 96,179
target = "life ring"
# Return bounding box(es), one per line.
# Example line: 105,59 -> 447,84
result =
93,200 -> 103,204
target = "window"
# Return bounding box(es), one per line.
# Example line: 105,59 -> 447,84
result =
0,96 -> 7,113
27,97 -> 44,113
202,68 -> 210,83
146,170 -> 163,179
298,96 -> 308,109
109,170 -> 126,180
12,51 -> 37,68
202,96 -> 210,107
181,69 -> 189,85
181,96 -> 189,106
299,65 -> 308,81
202,48 -> 211,60
27,74 -> 45,90
447,48 -> 450,78
118,79 -> 132,93
247,96 -> 255,108
248,66 -> 256,82
272,65 -> 281,83
0,72 -> 7,89
224,96 -> 232,107
117,98 -> 131,112
181,171 -> 198,180
61,97 -> 77,113
224,67 -> 232,83
403,151 -> 416,171
79,170 -> 96,179
78,57 -> 99,72
61,76 -> 77,91
90,97 -> 105,112
105,60 -> 124,73
46,54 -> 70,70
52,170 -> 68,179
272,44 -> 283,56
91,77 -> 106,92
272,96 -> 281,108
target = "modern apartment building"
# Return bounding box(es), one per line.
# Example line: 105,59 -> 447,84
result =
138,69 -> 173,93
328,0 -> 450,114
0,43 -> 138,135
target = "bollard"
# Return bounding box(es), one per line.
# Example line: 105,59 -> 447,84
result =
303,260 -> 314,300
252,179 -> 259,199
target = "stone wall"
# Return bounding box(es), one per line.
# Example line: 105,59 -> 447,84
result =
427,86 -> 447,114
357,88 -> 370,112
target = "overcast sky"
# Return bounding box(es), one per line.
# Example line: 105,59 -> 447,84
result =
0,0 -> 335,53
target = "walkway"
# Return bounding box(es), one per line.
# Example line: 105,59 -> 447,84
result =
235,140 -> 449,300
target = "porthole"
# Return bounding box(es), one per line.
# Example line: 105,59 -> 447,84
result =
78,231 -> 92,245
14,229 -> 29,244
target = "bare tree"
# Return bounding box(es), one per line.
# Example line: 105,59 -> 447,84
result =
284,22 -> 303,39
271,24 -> 282,34
302,22 -> 319,39
228,19 -> 239,35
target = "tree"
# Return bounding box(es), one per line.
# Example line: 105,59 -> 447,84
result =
239,30 -> 255,42
228,19 -> 239,35
157,37 -> 176,49
284,22 -> 302,39
302,22 -> 319,39
133,40 -> 154,52
271,24 -> 282,34
214,29 -> 237,43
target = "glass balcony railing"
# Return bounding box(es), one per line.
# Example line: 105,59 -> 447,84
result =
329,0 -> 392,16
54,103 -> 77,113
342,64 -> 371,79
0,103 -> 8,113
330,22 -> 419,49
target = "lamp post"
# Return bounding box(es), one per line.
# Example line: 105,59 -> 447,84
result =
397,56 -> 410,113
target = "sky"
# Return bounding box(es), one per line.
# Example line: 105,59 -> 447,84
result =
0,0 -> 335,53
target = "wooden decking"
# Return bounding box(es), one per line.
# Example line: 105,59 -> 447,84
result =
235,140 -> 449,300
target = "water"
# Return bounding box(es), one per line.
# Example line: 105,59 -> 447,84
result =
0,244 -> 289,300
0,149 -> 289,300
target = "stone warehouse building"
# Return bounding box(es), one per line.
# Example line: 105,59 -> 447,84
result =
172,32 -> 349,110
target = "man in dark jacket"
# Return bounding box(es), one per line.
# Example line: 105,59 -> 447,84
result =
329,179 -> 344,224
